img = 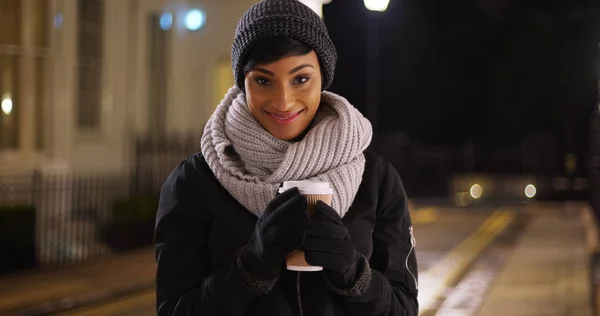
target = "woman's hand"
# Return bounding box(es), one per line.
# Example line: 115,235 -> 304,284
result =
240,188 -> 309,280
302,201 -> 365,290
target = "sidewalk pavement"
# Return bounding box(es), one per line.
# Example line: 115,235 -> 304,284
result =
0,202 -> 594,316
477,203 -> 592,316
0,200 -> 413,315
0,247 -> 156,316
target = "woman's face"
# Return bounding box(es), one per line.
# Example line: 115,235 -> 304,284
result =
244,51 -> 322,141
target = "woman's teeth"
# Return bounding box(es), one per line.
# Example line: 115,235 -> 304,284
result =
266,110 -> 302,124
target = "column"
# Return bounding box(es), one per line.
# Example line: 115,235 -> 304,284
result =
49,0 -> 75,163
19,0 -> 35,165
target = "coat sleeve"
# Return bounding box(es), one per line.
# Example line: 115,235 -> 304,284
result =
155,157 -> 268,315
342,159 -> 419,316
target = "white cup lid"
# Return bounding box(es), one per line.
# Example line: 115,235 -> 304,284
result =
278,181 -> 334,195
286,264 -> 323,272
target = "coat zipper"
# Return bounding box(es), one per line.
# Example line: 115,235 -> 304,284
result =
407,226 -> 419,290
296,272 -> 305,316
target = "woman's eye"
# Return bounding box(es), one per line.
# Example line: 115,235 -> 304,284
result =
256,78 -> 270,85
294,76 -> 309,84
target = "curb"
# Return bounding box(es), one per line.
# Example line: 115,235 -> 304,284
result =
418,208 -> 517,314
2,281 -> 155,316
581,206 -> 600,316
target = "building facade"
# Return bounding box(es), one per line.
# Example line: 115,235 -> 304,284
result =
0,0 -> 331,177
0,0 -> 333,266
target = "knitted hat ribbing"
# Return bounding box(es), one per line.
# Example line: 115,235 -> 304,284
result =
231,0 -> 337,91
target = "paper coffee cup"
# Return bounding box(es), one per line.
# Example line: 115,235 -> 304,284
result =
279,181 -> 335,195
279,181 -> 334,272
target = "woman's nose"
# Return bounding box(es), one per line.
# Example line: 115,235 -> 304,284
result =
271,86 -> 295,111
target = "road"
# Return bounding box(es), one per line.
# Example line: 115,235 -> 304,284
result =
57,202 -> 525,316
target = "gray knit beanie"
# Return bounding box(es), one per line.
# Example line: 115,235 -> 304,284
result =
232,0 -> 337,91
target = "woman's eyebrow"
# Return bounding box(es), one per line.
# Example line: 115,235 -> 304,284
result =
252,64 -> 314,76
253,67 -> 275,76
289,64 -> 314,74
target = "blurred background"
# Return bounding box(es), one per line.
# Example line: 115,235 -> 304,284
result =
0,0 -> 599,315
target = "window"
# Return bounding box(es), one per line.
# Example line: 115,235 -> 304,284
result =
213,57 -> 234,109
0,56 -> 20,149
0,0 -> 50,151
77,0 -> 104,130
148,12 -> 171,135
0,0 -> 22,150
34,0 -> 50,149
35,56 -> 46,149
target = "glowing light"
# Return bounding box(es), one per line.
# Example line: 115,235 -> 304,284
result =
364,0 -> 390,12
524,184 -> 536,198
455,192 -> 472,207
1,97 -> 13,115
54,13 -> 63,29
470,184 -> 483,199
160,12 -> 173,30
185,9 -> 206,31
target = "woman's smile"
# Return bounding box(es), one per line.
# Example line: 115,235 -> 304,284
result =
263,109 -> 305,125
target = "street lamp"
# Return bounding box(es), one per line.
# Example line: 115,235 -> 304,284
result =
184,9 -> 206,31
364,0 -> 390,12
299,0 -> 333,18
364,0 -> 389,136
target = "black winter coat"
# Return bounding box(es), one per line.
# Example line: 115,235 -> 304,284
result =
155,151 -> 419,315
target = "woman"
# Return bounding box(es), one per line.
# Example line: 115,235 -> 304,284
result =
155,0 -> 419,315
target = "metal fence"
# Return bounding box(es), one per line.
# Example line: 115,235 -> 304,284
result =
372,130 -> 579,196
0,130 -> 584,273
0,171 -> 131,271
0,133 -> 200,273
131,133 -> 201,195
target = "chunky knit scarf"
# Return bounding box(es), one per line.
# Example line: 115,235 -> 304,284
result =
201,87 -> 372,218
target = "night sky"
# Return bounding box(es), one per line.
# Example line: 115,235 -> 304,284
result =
323,0 -> 600,155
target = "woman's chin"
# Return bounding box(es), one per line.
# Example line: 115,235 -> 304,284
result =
270,131 -> 302,141
265,126 -> 305,141
259,117 -> 313,141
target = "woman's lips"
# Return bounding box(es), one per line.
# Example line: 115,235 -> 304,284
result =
264,110 -> 303,125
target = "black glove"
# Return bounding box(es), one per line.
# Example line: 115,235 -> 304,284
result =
240,188 -> 309,280
302,201 -> 365,289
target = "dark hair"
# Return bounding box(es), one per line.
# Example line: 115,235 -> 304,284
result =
242,37 -> 313,74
